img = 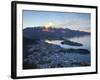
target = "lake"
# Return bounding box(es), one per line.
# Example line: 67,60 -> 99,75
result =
45,35 -> 91,50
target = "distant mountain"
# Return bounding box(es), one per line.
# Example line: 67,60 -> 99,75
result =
23,26 -> 90,40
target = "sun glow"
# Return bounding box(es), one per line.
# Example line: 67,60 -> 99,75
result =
44,22 -> 55,28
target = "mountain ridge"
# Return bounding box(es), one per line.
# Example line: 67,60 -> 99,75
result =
23,26 -> 90,40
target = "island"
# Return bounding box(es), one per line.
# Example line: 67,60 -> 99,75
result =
61,39 -> 83,46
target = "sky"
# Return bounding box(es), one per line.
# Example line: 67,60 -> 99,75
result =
23,10 -> 91,32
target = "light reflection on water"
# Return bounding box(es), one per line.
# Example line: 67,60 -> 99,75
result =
45,35 -> 91,50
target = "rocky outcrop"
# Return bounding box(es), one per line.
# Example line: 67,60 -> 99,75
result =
23,40 -> 90,69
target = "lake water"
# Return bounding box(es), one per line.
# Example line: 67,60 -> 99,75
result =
45,35 -> 91,50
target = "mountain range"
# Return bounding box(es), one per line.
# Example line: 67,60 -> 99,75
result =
23,26 -> 90,40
